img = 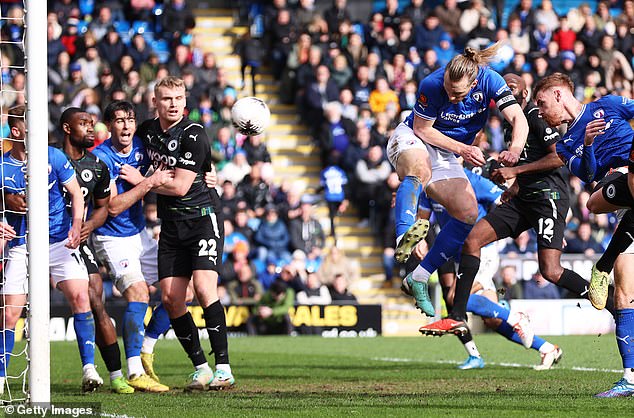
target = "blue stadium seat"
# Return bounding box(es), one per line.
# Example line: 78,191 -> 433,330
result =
132,21 -> 153,35
151,39 -> 170,63
79,0 -> 94,17
113,20 -> 130,34
76,20 -> 89,35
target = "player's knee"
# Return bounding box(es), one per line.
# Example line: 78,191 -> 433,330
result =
3,308 -> 22,328
125,282 -> 150,303
483,317 -> 502,330
69,290 -> 91,312
539,261 -> 562,284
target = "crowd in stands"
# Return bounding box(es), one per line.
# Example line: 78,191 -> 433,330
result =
247,0 -> 633,289
6,0 -> 629,325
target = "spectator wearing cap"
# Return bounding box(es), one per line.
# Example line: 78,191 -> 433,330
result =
433,32 -> 456,67
62,62 -> 89,102
89,6 -> 113,42
258,256 -> 280,291
560,51 -> 583,88
219,149 -> 251,186
254,204 -> 292,265
60,16 -> 83,59
246,280 -> 295,335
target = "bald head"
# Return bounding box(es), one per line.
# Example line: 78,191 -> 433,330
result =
504,73 -> 527,106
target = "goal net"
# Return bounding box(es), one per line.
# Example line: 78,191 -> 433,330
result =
0,0 -> 50,405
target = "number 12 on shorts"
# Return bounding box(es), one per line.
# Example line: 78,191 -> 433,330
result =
538,217 -> 554,242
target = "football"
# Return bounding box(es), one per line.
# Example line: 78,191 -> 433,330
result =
231,96 -> 270,136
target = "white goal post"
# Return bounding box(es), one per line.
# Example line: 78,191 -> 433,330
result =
25,0 -> 50,403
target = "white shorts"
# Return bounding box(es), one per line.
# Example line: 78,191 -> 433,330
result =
1,244 -> 27,295
387,123 -> 467,187
93,231 -> 158,293
474,244 -> 500,294
50,240 -> 89,286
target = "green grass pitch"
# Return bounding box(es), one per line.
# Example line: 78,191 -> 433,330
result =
7,334 -> 634,417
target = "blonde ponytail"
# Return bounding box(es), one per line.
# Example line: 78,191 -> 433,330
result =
446,41 -> 504,83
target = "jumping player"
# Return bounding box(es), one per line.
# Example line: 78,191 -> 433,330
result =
421,73 -> 615,338
415,168 -> 562,370
134,76 -> 234,390
387,43 -> 528,317
533,73 -> 634,397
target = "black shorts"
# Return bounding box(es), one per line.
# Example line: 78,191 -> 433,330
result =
79,242 -> 99,275
597,171 -> 634,208
484,196 -> 568,250
158,213 -> 225,279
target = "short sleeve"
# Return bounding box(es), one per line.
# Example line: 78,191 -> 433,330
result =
51,148 -> 75,185
177,124 -> 210,172
411,76 -> 440,121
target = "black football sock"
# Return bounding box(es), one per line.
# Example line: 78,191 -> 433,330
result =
98,342 -> 121,373
171,312 -> 207,367
457,329 -> 474,345
558,269 -> 615,317
451,255 -> 480,321
595,210 -> 634,273
203,300 -> 230,365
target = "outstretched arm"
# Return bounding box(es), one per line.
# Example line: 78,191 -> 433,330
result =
413,115 -> 485,166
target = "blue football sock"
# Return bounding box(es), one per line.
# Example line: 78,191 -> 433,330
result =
394,176 -> 423,239
531,335 -> 547,351
495,321 -> 547,351
616,309 -> 634,368
467,294 -> 510,321
420,217 -> 473,274
123,302 -> 148,359
145,303 -> 171,339
74,311 -> 96,366
0,329 -> 15,377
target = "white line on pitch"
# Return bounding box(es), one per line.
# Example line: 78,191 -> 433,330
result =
371,357 -> 622,373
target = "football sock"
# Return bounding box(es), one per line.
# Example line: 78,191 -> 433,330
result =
123,302 -> 148,377
467,294 -> 510,321
596,210 -> 634,273
145,303 -> 171,340
457,329 -> 480,357
537,340 -> 553,353
451,254 -> 480,321
558,268 -> 615,316
171,312 -> 207,367
418,218 -> 473,283
74,311 -> 96,366
203,300 -> 230,365
0,329 -> 15,377
394,175 -> 423,240
616,309 -> 634,383
109,370 -> 123,380
98,342 -> 122,373
141,337 -> 157,355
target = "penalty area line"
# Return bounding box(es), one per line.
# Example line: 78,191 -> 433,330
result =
371,357 -> 621,373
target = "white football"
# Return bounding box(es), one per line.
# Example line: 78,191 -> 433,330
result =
231,96 -> 270,136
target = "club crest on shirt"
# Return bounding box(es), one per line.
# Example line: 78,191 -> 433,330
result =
593,109 -> 605,119
168,139 -> 178,151
472,91 -> 484,103
120,259 -> 129,268
81,169 -> 93,182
